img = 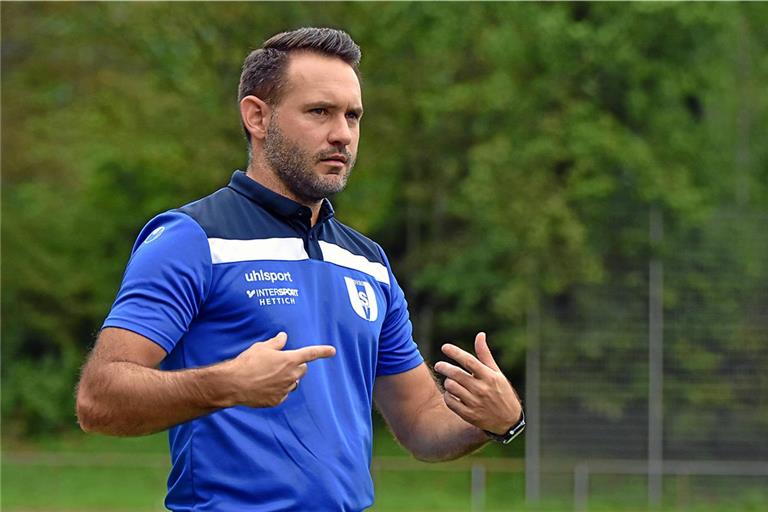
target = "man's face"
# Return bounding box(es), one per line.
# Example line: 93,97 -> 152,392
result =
263,52 -> 363,203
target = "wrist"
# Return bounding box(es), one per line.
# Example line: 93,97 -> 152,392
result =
484,409 -> 526,444
198,360 -> 239,409
488,408 -> 524,435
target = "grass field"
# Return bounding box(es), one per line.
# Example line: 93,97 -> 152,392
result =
2,425 -> 766,511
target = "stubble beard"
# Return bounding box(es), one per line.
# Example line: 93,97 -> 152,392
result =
263,118 -> 355,204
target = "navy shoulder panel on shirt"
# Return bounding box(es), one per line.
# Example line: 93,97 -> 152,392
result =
175,186 -> 297,240
321,218 -> 386,266
172,178 -> 391,276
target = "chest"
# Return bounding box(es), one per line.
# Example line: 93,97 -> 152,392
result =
184,259 -> 388,364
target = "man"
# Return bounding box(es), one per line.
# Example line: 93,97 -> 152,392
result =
76,27 -> 524,511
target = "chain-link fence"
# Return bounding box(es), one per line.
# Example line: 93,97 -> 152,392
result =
526,210 -> 768,510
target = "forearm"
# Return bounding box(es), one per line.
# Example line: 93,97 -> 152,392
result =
400,395 -> 488,462
376,336 -> 523,462
76,359 -> 234,436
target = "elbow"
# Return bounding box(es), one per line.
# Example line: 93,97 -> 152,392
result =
76,391 -> 121,435
75,379 -> 119,435
75,383 -> 100,433
399,434 -> 450,463
410,448 -> 457,463
411,451 -> 443,463
75,380 -> 150,437
400,427 -> 478,463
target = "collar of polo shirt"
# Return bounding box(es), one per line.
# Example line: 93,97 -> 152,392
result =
228,170 -> 336,226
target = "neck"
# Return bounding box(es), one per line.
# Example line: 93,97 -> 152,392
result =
246,159 -> 323,226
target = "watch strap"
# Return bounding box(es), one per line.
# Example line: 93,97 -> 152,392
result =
484,410 -> 526,444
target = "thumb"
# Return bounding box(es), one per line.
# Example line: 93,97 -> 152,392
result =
264,331 -> 288,350
475,332 -> 500,371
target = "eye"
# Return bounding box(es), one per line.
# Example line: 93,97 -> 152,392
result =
309,108 -> 328,116
346,112 -> 361,122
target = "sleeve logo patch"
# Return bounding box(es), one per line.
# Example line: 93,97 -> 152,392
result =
144,226 -> 165,244
344,276 -> 378,322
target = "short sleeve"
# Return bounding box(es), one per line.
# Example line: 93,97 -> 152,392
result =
102,211 -> 212,354
375,246 -> 424,376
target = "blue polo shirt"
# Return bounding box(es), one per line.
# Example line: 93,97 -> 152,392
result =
103,170 -> 423,511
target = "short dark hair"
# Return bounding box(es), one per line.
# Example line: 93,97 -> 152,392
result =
238,27 -> 362,143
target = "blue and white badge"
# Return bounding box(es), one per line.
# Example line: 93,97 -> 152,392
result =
344,276 -> 378,322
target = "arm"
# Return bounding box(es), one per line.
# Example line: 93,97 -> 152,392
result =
373,332 -> 522,462
374,363 -> 486,462
75,328 -> 334,436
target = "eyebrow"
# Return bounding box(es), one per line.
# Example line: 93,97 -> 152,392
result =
306,100 -> 364,117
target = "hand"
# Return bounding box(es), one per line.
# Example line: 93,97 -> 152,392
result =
223,332 -> 336,408
433,332 -> 522,435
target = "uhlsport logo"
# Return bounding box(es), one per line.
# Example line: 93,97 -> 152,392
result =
344,276 -> 378,322
245,269 -> 293,283
244,269 -> 298,306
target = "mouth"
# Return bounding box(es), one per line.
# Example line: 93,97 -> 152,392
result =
319,153 -> 348,165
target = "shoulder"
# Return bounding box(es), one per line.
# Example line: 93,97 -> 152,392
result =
175,184 -> 294,240
323,218 -> 388,267
174,186 -> 242,237
129,210 -> 209,262
320,218 -> 395,287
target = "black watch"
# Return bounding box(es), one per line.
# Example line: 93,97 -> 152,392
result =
484,410 -> 526,444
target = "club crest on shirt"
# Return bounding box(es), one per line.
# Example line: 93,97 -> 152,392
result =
143,226 -> 165,244
344,276 -> 378,322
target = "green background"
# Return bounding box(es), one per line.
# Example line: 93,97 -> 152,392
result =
2,2 -> 767,511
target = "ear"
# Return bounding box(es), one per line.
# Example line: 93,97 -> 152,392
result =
240,95 -> 271,142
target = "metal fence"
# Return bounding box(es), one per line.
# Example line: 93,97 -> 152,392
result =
525,210 -> 768,510
4,451 -> 523,511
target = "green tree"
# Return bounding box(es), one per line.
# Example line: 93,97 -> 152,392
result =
2,2 -> 766,436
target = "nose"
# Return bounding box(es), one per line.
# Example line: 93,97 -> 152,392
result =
327,114 -> 353,147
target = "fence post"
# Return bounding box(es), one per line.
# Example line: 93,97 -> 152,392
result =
574,463 -> 589,512
471,462 -> 486,512
526,300 -> 541,504
648,205 -> 664,507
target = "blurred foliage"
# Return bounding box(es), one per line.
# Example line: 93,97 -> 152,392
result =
2,2 -> 767,436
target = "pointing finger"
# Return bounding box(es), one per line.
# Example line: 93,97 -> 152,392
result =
291,345 -> 337,363
474,332 -> 500,371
